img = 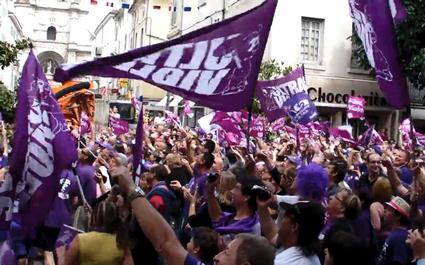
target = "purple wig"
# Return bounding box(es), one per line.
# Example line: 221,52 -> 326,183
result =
296,162 -> 329,202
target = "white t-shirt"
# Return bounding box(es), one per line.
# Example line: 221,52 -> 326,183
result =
274,247 -> 320,265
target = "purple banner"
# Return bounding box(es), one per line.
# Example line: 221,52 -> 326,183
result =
54,0 -> 277,112
256,67 -> 318,124
347,96 -> 366,119
359,124 -> 383,146
349,0 -> 409,109
110,116 -> 129,135
6,51 -> 77,234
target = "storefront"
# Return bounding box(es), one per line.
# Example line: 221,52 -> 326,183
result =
306,75 -> 398,138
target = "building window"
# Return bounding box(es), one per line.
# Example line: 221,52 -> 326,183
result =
300,17 -> 324,63
171,0 -> 178,26
47,26 -> 56,41
350,23 -> 367,69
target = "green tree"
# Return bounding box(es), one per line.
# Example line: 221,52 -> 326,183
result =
351,0 -> 425,90
252,60 -> 293,114
0,38 -> 31,69
0,83 -> 17,123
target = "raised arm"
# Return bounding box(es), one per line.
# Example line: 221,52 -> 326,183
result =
257,197 -> 279,246
207,176 -> 222,222
112,166 -> 188,265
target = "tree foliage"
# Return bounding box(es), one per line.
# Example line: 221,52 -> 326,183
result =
0,83 -> 16,123
252,60 -> 293,114
351,0 -> 425,89
0,38 -> 31,69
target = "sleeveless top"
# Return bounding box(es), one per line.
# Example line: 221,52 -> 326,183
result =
78,232 -> 124,265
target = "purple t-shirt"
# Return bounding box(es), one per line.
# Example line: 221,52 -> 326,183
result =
184,254 -> 205,265
378,228 -> 412,265
44,166 -> 96,228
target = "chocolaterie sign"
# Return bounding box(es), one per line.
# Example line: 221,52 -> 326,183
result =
307,87 -> 388,107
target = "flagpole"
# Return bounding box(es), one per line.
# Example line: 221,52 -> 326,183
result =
407,106 -> 417,156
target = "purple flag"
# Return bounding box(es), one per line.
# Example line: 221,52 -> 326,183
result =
80,111 -> 92,135
164,110 -> 182,127
250,116 -> 265,138
54,0 -> 277,112
270,117 -> 286,132
347,96 -> 366,119
349,0 -> 409,109
359,124 -> 383,146
110,116 -> 129,135
256,67 -> 318,124
330,128 -> 357,144
133,103 -> 144,180
131,96 -> 141,112
388,0 -> 407,24
399,118 -> 415,149
6,51 -> 78,234
183,100 -> 194,119
415,132 -> 425,147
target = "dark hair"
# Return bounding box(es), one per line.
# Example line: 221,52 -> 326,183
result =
149,165 -> 169,181
236,175 -> 265,212
327,231 -> 375,265
202,152 -> 215,169
226,152 -> 238,165
329,160 -> 347,183
191,227 -> 219,263
92,200 -> 119,234
285,201 -> 325,257
81,149 -> 96,164
115,143 -> 125,154
235,234 -> 275,265
203,139 -> 216,154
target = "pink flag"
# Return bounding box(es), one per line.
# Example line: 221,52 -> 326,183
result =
399,118 -> 415,149
329,128 -> 357,144
250,116 -> 265,138
183,100 -> 194,119
271,117 -> 286,132
347,96 -> 366,119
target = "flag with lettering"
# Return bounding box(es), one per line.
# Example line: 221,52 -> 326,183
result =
347,96 -> 366,119
110,116 -> 129,135
54,0 -> 277,112
348,0 -> 409,109
6,51 -> 77,234
256,67 -> 318,124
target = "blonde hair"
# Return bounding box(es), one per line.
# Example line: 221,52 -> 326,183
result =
338,188 -> 361,219
165,153 -> 182,168
218,171 -> 237,206
372,177 -> 393,203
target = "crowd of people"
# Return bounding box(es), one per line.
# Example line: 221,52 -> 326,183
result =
1,113 -> 425,265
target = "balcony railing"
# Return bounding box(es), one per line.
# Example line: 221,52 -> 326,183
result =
409,85 -> 425,106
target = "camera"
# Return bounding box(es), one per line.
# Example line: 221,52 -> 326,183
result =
207,173 -> 220,183
251,185 -> 271,201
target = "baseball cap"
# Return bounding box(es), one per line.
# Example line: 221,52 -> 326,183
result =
385,196 -> 411,217
287,156 -> 302,167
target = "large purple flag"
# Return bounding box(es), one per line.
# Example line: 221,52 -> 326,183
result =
349,0 -> 409,109
54,0 -> 277,112
256,67 -> 318,124
6,51 -> 77,234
